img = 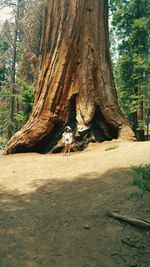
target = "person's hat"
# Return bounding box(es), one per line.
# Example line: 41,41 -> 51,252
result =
65,126 -> 71,130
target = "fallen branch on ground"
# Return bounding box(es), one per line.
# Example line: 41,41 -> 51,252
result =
107,211 -> 150,229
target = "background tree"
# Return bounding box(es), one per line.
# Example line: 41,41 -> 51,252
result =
0,0 -> 21,137
0,0 -> 44,142
0,21 -> 15,140
18,0 -> 45,83
110,0 -> 150,140
6,0 -> 135,154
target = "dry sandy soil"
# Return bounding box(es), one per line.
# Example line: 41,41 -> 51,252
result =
0,141 -> 150,267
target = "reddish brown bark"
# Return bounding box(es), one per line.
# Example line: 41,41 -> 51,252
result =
6,0 -> 135,154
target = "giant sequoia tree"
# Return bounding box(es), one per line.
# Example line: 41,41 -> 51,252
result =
6,0 -> 135,154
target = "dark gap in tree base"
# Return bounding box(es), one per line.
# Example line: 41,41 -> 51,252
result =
8,103 -> 120,154
41,122 -> 64,153
37,96 -> 77,154
66,95 -> 77,132
50,96 -> 77,154
8,122 -> 64,154
50,106 -> 120,154
92,107 -> 119,141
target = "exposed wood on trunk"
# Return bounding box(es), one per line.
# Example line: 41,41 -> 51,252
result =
6,0 -> 135,154
107,211 -> 150,229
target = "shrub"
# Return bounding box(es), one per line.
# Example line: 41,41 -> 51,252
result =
131,164 -> 150,192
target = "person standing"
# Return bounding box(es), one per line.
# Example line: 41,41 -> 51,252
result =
62,126 -> 73,156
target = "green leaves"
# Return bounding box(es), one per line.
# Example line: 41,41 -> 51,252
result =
131,164 -> 150,192
0,40 -> 10,52
110,0 -> 150,138
0,0 -> 42,139
0,79 -> 34,139
16,79 -> 34,122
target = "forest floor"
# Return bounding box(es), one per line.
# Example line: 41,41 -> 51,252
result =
0,140 -> 150,267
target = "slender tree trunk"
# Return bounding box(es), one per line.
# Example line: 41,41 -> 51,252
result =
135,0 -> 145,141
6,0 -> 135,154
8,0 -> 20,138
136,98 -> 145,141
8,43 -> 17,138
146,109 -> 150,140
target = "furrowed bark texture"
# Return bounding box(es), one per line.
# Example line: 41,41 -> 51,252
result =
6,0 -> 135,154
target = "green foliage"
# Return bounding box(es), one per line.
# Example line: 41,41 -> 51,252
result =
0,39 -> 10,86
0,80 -> 34,139
0,40 -> 10,52
110,0 -> 150,139
0,0 -> 42,139
0,136 -> 7,147
105,143 -> 118,151
131,164 -> 150,192
15,80 -> 34,123
0,85 -> 10,137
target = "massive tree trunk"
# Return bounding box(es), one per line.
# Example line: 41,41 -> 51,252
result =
6,0 -> 135,154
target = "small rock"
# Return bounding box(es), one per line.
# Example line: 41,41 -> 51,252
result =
19,255 -> 25,259
84,224 -> 90,230
10,215 -> 17,219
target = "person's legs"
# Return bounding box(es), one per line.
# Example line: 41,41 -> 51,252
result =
64,144 -> 67,156
64,144 -> 71,156
67,144 -> 71,156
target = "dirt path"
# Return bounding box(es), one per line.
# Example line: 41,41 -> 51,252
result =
0,141 -> 150,267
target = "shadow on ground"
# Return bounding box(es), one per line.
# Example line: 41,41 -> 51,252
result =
0,168 -> 149,267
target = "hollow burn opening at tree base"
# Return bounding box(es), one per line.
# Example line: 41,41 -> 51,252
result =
41,124 -> 118,154
92,108 -> 119,142
7,102 -> 120,154
11,115 -> 119,155
43,100 -> 119,154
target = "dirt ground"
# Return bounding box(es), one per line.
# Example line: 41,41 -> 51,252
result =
0,141 -> 150,267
